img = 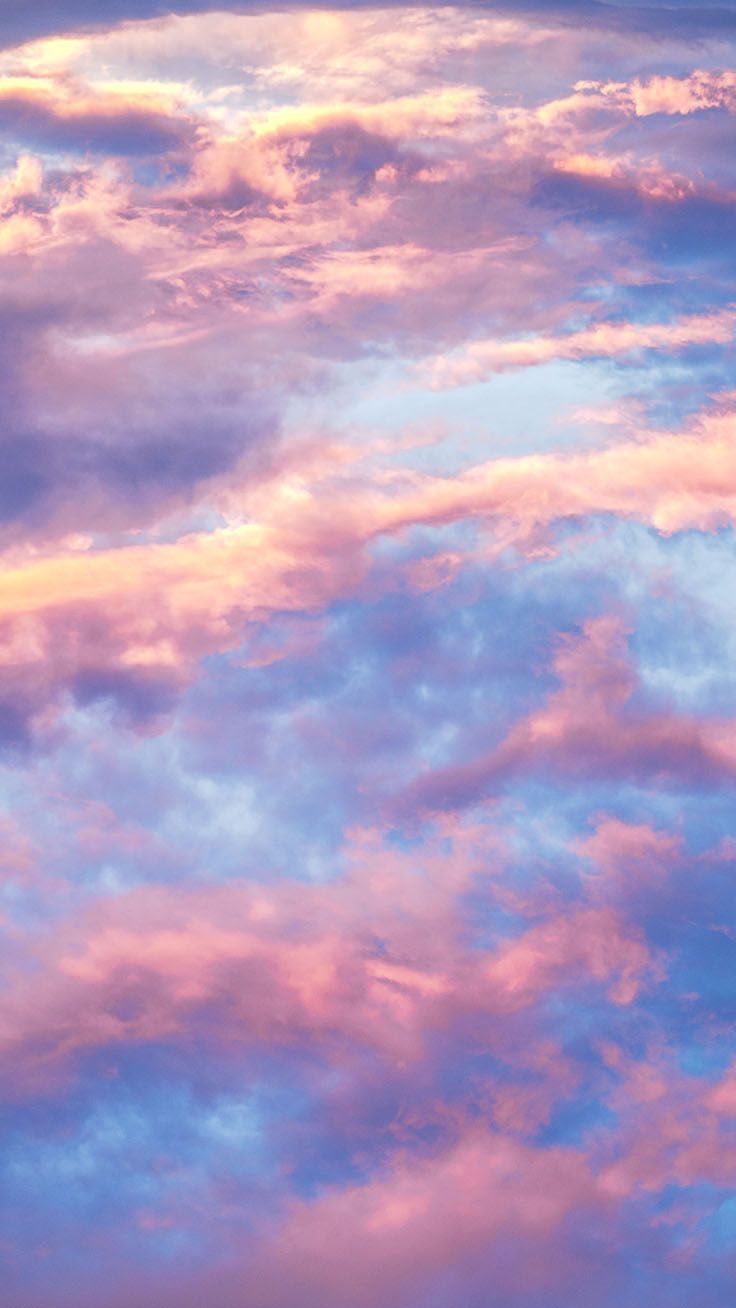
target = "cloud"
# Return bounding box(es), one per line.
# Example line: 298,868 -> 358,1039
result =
0,73 -> 195,153
0,393 -> 734,741
394,614 -> 736,816
425,308 -> 736,385
2,2 -> 736,54
1,7 -> 736,1305
0,817 -> 660,1091
213,1124 -> 601,1308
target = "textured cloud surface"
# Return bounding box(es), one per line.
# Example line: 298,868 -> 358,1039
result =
2,5 -> 736,1306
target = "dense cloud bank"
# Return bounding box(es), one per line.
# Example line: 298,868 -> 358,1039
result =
3,0 -> 736,49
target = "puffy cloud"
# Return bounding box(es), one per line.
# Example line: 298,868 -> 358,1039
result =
1,6 -> 736,1305
0,393 -> 735,740
0,816 -> 661,1090
2,2 -> 736,54
372,399 -> 736,539
0,72 -> 195,153
217,1124 -> 601,1308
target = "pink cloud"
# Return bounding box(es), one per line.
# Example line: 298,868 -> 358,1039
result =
425,308 -> 735,386
395,615 -> 736,816
0,816 -> 661,1094
577,815 -> 682,900
486,905 -> 656,1009
0,392 -> 735,737
597,1049 -> 736,1196
230,1124 -> 600,1308
0,70 -> 195,152
628,71 -> 736,117
373,399 -> 736,539
0,10 -> 734,1306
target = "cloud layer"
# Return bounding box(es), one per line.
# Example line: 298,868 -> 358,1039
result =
2,6 -> 736,1308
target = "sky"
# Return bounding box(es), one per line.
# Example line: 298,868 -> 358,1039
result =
1,2 -> 736,1305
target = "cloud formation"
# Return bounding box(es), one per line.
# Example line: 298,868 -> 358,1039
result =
2,6 -> 736,1308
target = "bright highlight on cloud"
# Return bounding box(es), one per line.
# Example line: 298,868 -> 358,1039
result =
1,4 -> 736,1307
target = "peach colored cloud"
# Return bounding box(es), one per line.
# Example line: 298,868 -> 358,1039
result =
0,398 -> 735,731
424,308 -> 735,386
0,71 -> 194,152
1,11 -> 558,108
627,71 -> 736,117
372,400 -> 736,539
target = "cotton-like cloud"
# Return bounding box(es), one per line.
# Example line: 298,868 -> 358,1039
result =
0,73 -> 195,153
2,6 -> 736,1306
2,1 -> 736,54
208,1124 -> 602,1308
0,396 -> 735,741
0,816 -> 660,1093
